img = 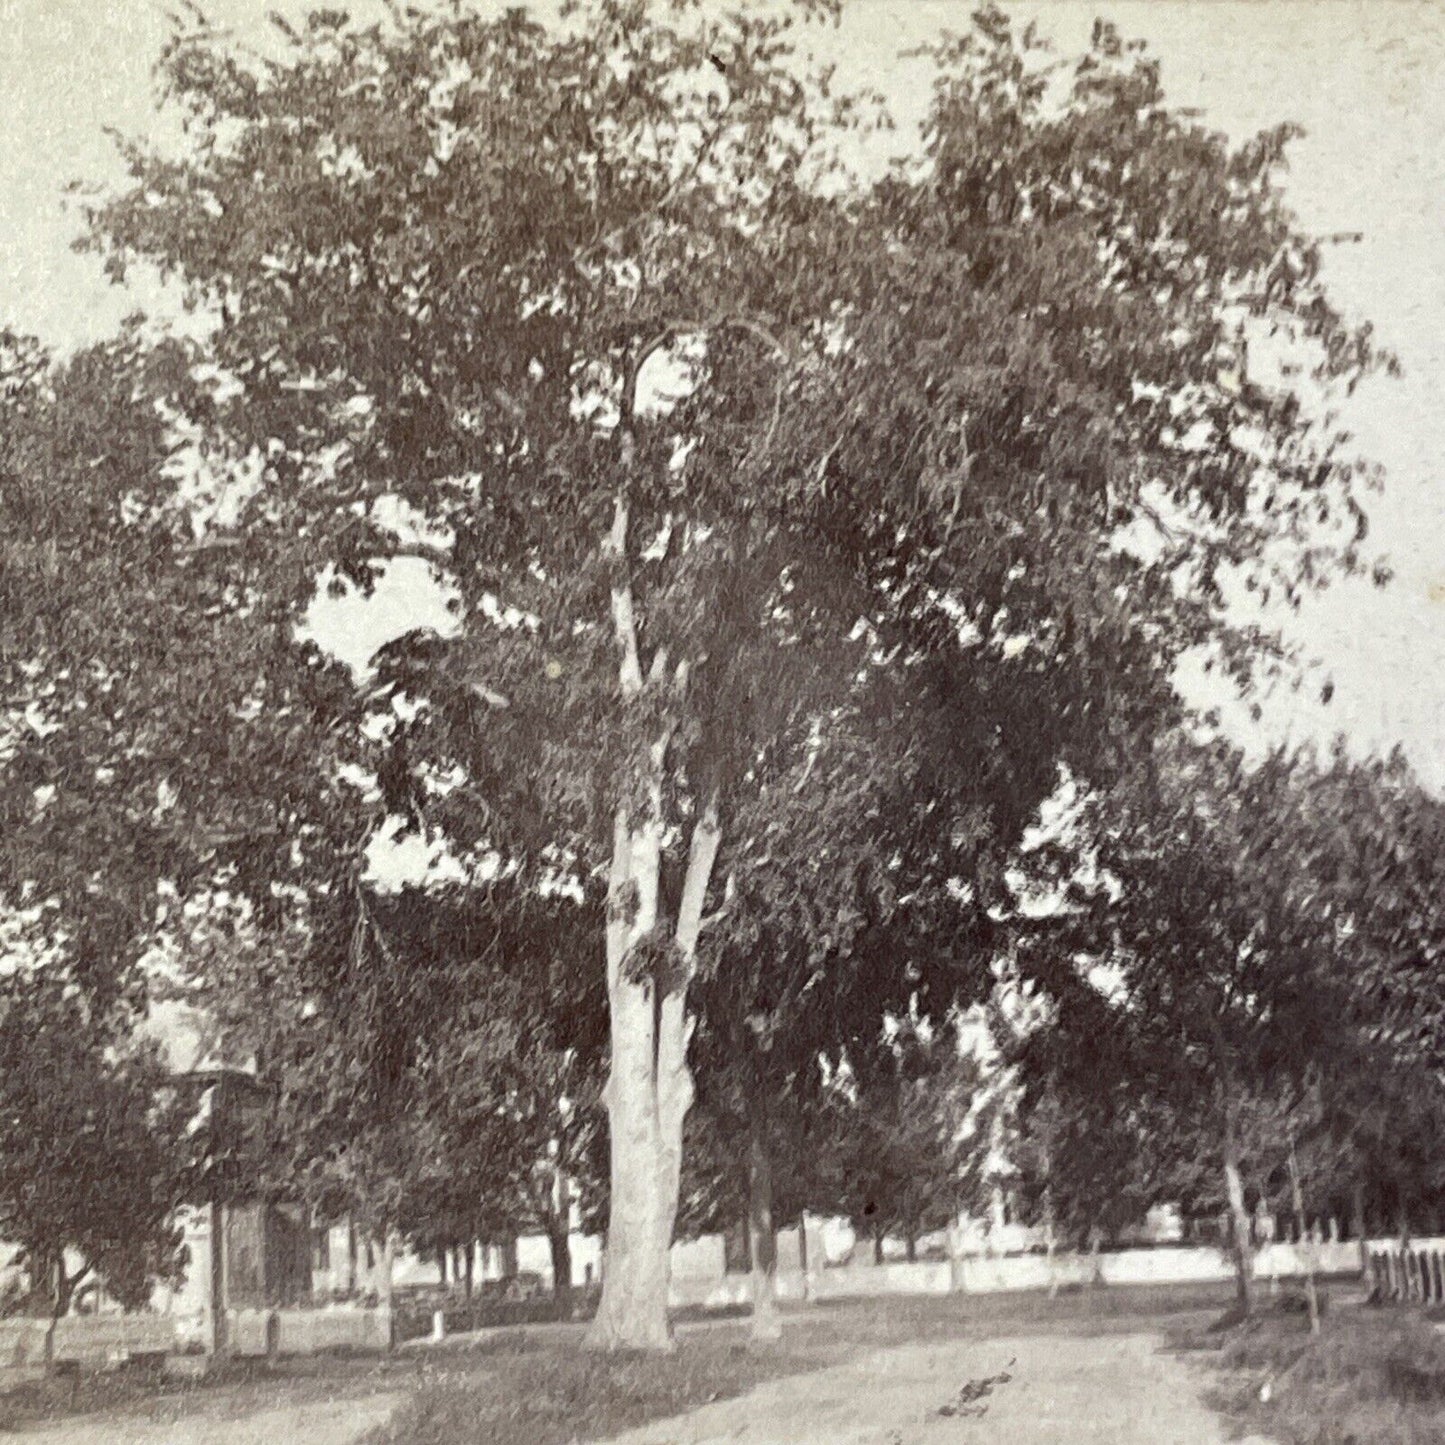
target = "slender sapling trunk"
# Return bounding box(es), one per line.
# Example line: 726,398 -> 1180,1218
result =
748,1119 -> 781,1341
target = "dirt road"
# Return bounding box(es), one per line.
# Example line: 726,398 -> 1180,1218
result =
604,1331 -> 1273,1445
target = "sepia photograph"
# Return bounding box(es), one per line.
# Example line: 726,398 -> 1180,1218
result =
1,0 -> 1443,1440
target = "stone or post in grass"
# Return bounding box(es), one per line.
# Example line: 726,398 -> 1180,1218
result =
431,1309 -> 446,1343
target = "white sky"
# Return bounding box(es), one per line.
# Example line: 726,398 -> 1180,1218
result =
3,0 -> 1442,791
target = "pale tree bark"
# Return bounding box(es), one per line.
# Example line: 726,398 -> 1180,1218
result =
1287,1129 -> 1320,1335
947,1214 -> 967,1293
586,489 -> 724,1350
1220,1091 -> 1255,1315
748,1118 -> 782,1341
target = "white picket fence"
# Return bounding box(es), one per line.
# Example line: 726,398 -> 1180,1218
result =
668,1239 -> 1366,1311
1365,1237 -> 1445,1304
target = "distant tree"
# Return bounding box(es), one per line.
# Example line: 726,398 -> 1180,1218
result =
417,886 -> 607,1307
1021,740 -> 1367,1313
1009,1003 -> 1171,1260
0,329 -> 365,1013
174,875 -> 608,1304
1277,751 -> 1445,1240
0,973 -> 193,1363
82,0 -> 1385,1348
822,1020 -> 987,1267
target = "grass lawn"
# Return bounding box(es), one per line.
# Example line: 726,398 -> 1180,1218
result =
1191,1299 -> 1445,1445
0,1282 -> 1250,1442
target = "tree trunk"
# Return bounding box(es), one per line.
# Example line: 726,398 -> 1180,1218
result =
748,1120 -> 781,1342
1221,1095 -> 1255,1315
798,1213 -> 811,1303
42,1256 -> 62,1371
1352,1178 -> 1368,1276
43,1259 -> 87,1371
376,1230 -> 396,1349
586,795 -> 721,1352
586,490 -> 723,1352
948,1214 -> 968,1293
346,1219 -> 358,1297
464,1240 -> 475,1301
1287,1131 -> 1320,1335
904,1227 -> 918,1264
1044,1184 -> 1058,1298
548,1225 -> 573,1310
437,1247 -> 448,1287
873,1227 -> 885,1266
213,1201 -> 231,1355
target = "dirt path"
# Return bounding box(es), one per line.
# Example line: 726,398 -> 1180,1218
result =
17,1389 -> 404,1445
604,1331 -> 1273,1445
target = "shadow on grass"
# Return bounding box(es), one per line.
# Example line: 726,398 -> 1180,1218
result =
0,1349 -> 424,1434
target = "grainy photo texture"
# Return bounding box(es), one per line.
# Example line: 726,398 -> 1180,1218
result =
2,2 -> 1443,1441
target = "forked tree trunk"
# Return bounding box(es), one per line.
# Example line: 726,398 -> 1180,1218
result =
41,1255 -> 77,1371
748,1121 -> 782,1341
586,487 -> 723,1352
586,786 -> 721,1352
